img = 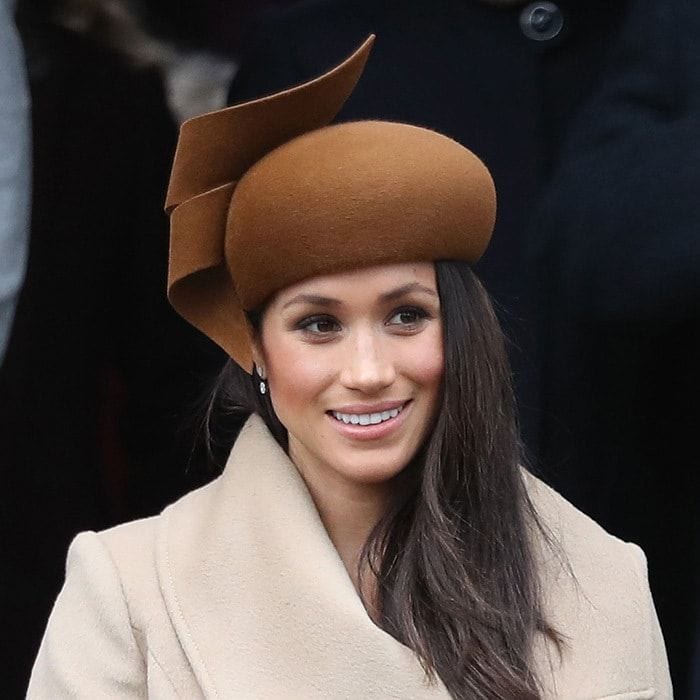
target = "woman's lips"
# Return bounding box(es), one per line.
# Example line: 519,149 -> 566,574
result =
326,401 -> 411,441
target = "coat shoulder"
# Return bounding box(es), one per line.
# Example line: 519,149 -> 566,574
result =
524,470 -> 640,571
95,475 -> 224,619
94,488 -> 218,697
524,469 -> 648,627
523,471 -> 672,698
99,467 -> 225,553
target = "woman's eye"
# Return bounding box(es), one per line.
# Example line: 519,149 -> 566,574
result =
300,316 -> 340,334
387,307 -> 428,327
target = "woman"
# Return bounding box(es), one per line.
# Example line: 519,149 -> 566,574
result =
28,37 -> 671,699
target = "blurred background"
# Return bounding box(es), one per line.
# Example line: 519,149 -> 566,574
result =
1,0 -> 698,697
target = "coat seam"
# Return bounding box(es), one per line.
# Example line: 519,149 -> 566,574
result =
591,688 -> 654,700
159,508 -> 220,698
146,646 -> 181,696
94,531 -> 145,663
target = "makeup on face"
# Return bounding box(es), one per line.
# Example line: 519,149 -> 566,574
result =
256,262 -> 444,489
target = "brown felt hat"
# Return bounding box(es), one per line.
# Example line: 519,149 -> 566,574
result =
165,36 -> 496,372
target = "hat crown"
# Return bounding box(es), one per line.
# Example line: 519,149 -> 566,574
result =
226,120 -> 495,310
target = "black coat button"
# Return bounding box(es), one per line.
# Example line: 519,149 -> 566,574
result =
519,1 -> 564,41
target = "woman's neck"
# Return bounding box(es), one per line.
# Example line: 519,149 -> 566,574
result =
313,482 -> 386,579
288,440 -> 390,608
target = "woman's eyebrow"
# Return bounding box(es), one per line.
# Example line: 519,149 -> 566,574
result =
281,282 -> 438,310
281,294 -> 341,310
380,282 -> 438,303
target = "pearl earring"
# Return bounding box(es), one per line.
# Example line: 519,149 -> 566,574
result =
259,380 -> 267,395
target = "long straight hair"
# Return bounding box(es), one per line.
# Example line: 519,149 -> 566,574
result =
201,260 -> 559,699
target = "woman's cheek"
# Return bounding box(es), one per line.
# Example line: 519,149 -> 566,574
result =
267,340 -> 335,409
401,329 -> 444,387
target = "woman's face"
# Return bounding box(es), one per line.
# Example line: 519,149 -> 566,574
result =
255,262 -> 444,488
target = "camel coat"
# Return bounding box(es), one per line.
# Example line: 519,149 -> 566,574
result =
28,415 -> 672,698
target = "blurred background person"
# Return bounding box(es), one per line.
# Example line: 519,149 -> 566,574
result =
2,1 -> 177,695
525,5 -> 700,696
226,0 -> 700,695
1,0 -> 240,695
3,1 -> 306,693
0,0 -> 31,364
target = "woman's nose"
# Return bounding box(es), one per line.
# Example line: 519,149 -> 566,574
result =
339,330 -> 396,394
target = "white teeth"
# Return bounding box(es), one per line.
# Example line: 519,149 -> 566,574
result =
331,405 -> 403,425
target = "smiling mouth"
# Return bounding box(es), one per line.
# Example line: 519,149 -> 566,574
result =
329,402 -> 408,426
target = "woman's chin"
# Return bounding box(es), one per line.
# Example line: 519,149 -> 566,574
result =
326,448 -> 414,486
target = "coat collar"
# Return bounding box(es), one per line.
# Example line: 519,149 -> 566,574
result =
155,414 -> 451,698
154,414 -> 658,699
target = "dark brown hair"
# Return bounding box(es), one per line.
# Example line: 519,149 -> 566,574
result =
202,260 -> 560,699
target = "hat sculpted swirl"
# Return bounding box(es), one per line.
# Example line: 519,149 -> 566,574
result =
165,36 -> 497,372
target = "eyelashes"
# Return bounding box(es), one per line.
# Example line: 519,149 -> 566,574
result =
296,315 -> 341,334
386,307 -> 430,327
294,306 -> 433,337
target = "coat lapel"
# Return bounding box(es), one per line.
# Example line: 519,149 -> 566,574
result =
155,414 -> 451,698
154,415 -> 659,699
